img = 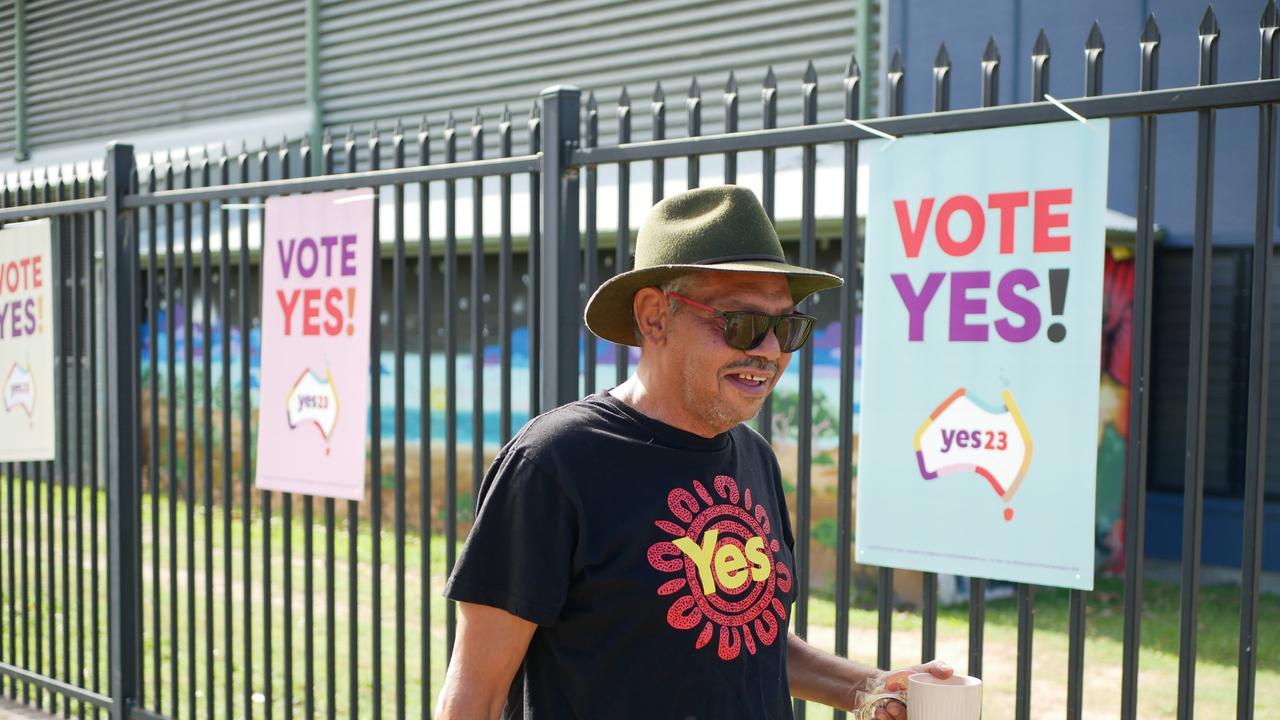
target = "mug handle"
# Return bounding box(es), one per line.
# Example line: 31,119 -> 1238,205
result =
853,690 -> 907,720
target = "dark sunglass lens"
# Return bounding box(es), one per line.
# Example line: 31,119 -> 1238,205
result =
776,316 -> 814,352
723,313 -> 770,350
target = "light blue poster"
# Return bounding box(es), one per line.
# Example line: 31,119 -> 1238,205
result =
856,120 -> 1109,590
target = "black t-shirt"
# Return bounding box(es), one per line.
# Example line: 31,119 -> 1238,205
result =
444,392 -> 797,719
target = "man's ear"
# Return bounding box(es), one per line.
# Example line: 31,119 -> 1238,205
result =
632,287 -> 670,346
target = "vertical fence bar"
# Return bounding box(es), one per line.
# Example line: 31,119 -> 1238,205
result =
687,79 -> 701,189
528,107 -> 541,417
498,108 -> 513,444
393,120 -> 408,720
236,144 -> 255,720
1015,31 -> 1052,720
469,111 -> 485,527
257,141 -> 273,720
539,86 -> 582,410
218,147 -> 234,720
342,128 -> 360,720
652,83 -> 665,206
368,125 -> 384,720
1176,11 -> 1218,720
56,171 -> 69,719
759,67 -> 777,443
146,158 -> 161,715
878,49 -> 904,672
1239,5 -> 1278,719
584,94 -> 598,395
832,52 -> 861,720
415,119 -> 432,719
1122,14 -> 1161,720
280,139 -> 296,720
793,62 -> 819,720
919,43 -> 953,666
21,462 -> 28,704
296,137 -> 314,720
71,173 -> 85,720
280,137 -> 296,717
104,142 -> 141,720
443,115 -> 459,658
723,73 -> 738,183
1066,24 -> 1103,719
88,170 -> 103,719
321,133 -> 338,720
615,89 -> 632,387
177,150 -> 195,720
165,154 -> 180,720
970,33 -> 1000,684
198,149 -> 214,720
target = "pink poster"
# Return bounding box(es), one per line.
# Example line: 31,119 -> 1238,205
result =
254,189 -> 374,501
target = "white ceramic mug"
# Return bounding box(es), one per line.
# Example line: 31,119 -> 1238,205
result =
904,672 -> 983,720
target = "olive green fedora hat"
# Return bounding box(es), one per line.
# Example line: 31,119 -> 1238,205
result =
584,184 -> 843,347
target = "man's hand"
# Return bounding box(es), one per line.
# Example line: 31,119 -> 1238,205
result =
435,601 -> 537,720
864,659 -> 954,720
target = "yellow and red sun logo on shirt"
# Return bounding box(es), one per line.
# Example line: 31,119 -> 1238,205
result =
646,475 -> 792,661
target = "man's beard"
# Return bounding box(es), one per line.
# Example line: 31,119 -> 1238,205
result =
680,358 -> 776,434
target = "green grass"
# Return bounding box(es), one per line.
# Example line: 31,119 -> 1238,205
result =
0,477 -> 1276,719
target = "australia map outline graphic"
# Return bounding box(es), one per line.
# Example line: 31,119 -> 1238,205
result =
3,362 -> 34,417
285,367 -> 340,442
913,388 -> 1033,521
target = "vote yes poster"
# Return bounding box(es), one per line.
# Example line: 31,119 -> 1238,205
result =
856,121 -> 1109,590
255,190 -> 374,500
0,219 -> 55,461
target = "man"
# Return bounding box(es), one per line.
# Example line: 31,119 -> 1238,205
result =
438,185 -> 951,719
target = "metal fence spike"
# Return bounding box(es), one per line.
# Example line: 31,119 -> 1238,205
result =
725,71 -> 738,94
1087,20 -> 1105,50
764,65 -> 777,88
889,49 -> 903,74
586,91 -> 597,110
803,60 -> 818,84
472,108 -> 483,128
984,35 -> 1001,63
618,86 -> 630,107
1199,6 -> 1219,37
845,52 -> 860,80
1264,0 -> 1279,29
1033,29 -> 1051,57
446,112 -> 455,130
689,77 -> 701,97
653,81 -> 665,102
394,118 -> 404,137
1142,13 -> 1161,43
935,42 -> 951,68
501,104 -> 512,123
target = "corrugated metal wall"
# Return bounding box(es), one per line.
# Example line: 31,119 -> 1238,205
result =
24,0 -> 306,150
0,3 -> 13,157
2,0 -> 879,161
319,0 -> 877,158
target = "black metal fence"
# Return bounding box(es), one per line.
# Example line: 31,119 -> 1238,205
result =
0,4 -> 1278,720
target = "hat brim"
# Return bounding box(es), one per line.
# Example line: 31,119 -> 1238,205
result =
583,260 -> 844,347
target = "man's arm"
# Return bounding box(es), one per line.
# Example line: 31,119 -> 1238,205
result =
787,632 -> 952,719
435,601 -> 538,720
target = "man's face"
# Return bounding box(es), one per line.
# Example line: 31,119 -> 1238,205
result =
662,272 -> 796,436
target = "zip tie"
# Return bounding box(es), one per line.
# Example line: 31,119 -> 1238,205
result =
843,118 -> 899,142
220,202 -> 265,209
334,193 -> 377,205
1043,94 -> 1092,127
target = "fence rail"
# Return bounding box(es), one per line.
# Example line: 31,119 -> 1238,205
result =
0,4 -> 1276,720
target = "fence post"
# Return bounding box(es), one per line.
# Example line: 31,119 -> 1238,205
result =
538,86 -> 581,412
103,142 -> 141,720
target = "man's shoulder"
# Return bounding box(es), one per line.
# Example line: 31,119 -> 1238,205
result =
506,394 -> 621,460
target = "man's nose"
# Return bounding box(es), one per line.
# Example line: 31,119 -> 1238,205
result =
747,326 -> 783,361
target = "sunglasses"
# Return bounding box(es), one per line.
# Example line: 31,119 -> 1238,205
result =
666,291 -> 816,353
